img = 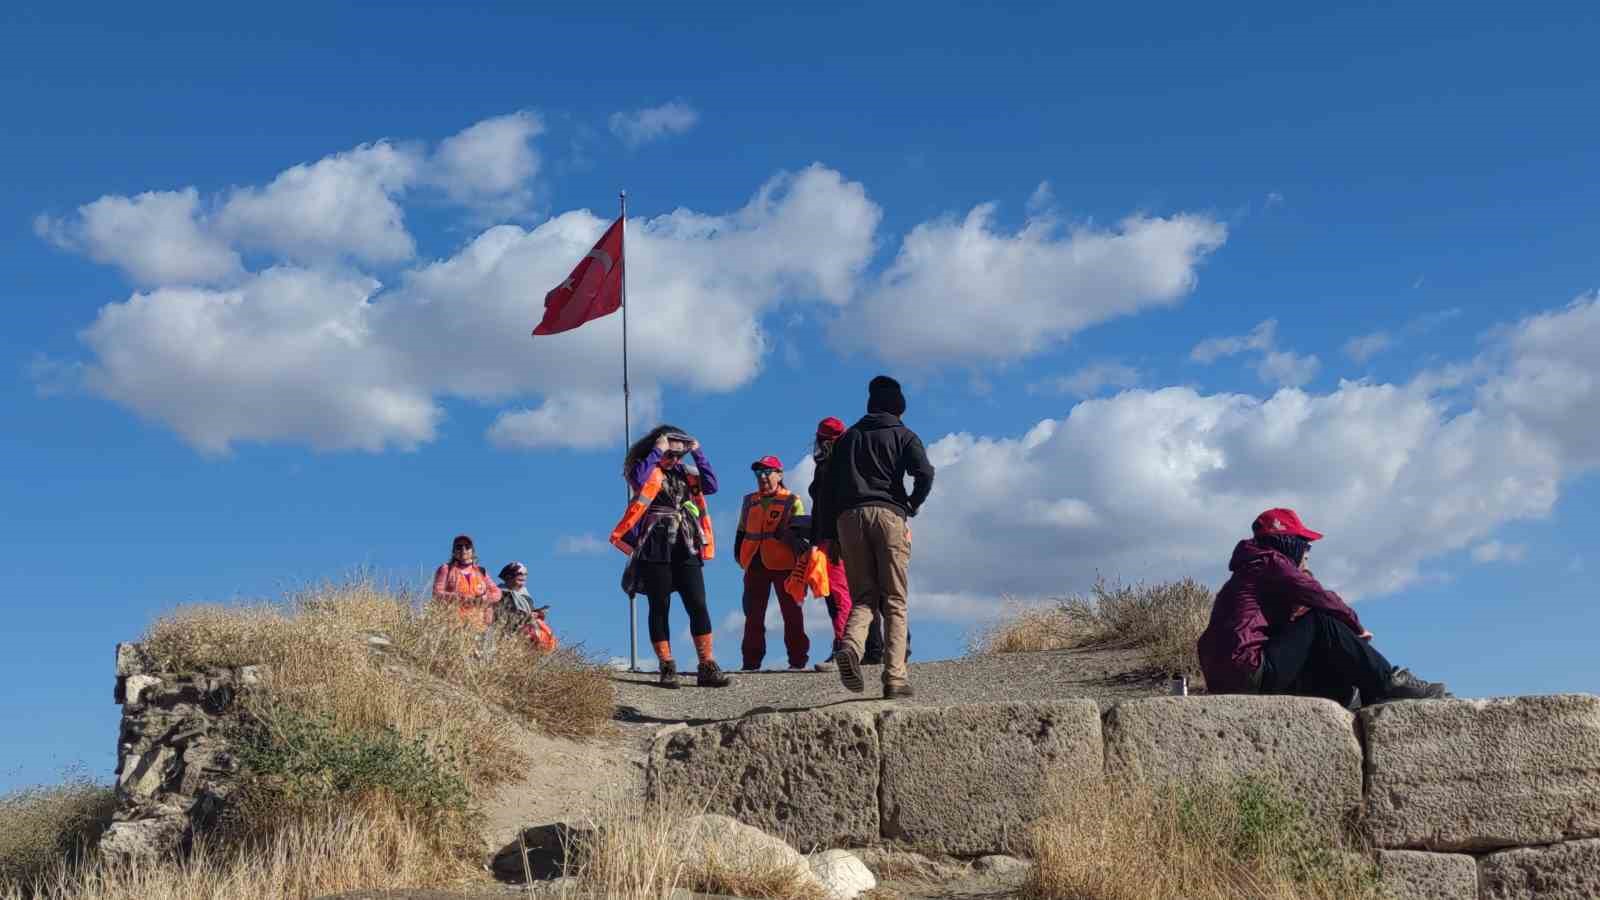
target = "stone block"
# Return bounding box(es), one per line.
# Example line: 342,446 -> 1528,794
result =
878,701 -> 1102,854
1102,695 -> 1362,824
115,642 -> 147,678
1362,694 -> 1600,851
648,708 -> 880,850
1374,850 -> 1476,900
1479,838 -> 1600,900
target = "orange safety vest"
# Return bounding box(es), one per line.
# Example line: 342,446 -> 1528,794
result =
736,488 -> 804,572
609,464 -> 716,560
783,546 -> 831,604
440,565 -> 494,628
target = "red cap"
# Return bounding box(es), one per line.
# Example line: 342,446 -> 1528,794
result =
816,417 -> 846,440
751,455 -> 783,472
1252,508 -> 1323,541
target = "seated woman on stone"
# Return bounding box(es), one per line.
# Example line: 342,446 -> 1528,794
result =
1196,508 -> 1448,707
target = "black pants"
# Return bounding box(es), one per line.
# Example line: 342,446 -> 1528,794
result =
638,561 -> 712,642
1259,609 -> 1394,705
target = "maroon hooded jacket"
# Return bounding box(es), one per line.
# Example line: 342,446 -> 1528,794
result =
1196,539 -> 1366,694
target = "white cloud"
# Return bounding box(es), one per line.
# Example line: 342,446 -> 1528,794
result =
1191,319 -> 1276,363
1192,319 -> 1319,387
217,141 -> 423,265
832,207 -> 1225,364
609,100 -> 699,147
1029,362 -> 1141,397
488,388 -> 662,451
428,111 -> 543,217
1477,293 -> 1600,468
1256,349 -> 1321,388
1344,331 -> 1395,363
26,354 -> 85,397
70,164 -> 880,453
35,188 -> 242,286
1470,541 -> 1527,564
556,534 -> 611,555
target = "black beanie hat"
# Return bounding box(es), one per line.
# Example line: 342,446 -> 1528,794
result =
867,375 -> 907,416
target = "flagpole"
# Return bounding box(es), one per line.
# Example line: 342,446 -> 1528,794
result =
620,189 -> 637,674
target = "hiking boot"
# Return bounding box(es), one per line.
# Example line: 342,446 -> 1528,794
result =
1385,667 -> 1448,701
883,683 -> 916,700
658,661 -> 679,690
835,646 -> 864,693
697,660 -> 731,688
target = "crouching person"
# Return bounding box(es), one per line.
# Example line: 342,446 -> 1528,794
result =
1197,508 -> 1448,707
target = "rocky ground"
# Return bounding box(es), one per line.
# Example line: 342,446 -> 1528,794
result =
460,648 -> 1166,899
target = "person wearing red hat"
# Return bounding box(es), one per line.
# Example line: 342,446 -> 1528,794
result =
1197,508 -> 1448,707
735,455 -> 809,669
806,417 -> 853,672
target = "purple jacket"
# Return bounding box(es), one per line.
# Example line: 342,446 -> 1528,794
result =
1196,539 -> 1365,694
623,448 -> 720,552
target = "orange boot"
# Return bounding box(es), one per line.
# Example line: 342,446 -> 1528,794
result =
693,633 -> 730,687
653,640 -> 679,689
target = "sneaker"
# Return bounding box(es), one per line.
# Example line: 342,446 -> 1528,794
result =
697,660 -> 732,688
1385,667 -> 1448,701
813,659 -> 836,672
741,663 -> 761,672
835,646 -> 864,693
883,683 -> 916,700
658,661 -> 679,690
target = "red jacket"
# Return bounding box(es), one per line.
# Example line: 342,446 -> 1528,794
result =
1196,539 -> 1365,694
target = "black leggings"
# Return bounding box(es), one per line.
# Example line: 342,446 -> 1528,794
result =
638,561 -> 712,642
1260,609 -> 1394,705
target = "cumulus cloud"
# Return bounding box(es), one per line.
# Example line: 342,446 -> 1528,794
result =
609,100 -> 699,146
1029,362 -> 1141,398
832,206 -> 1225,364
883,298 -> 1600,617
1470,541 -> 1527,564
34,188 -> 241,286
427,111 -> 543,217
69,164 -> 880,453
1192,319 -> 1320,387
216,141 -> 423,265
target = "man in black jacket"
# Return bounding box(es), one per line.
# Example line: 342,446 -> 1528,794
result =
817,375 -> 935,699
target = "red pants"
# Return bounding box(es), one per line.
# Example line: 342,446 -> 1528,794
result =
821,542 -> 852,642
742,562 -> 810,669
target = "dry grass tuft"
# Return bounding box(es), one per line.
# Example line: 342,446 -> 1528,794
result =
3,795 -> 477,900
1024,776 -> 1378,900
969,577 -> 1213,680
570,786 -> 826,900
0,776 -> 116,887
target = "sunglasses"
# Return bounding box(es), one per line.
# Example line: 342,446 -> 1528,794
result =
755,468 -> 781,476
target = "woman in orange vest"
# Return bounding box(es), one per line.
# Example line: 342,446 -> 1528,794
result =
613,425 -> 731,689
432,534 -> 501,629
736,455 -> 809,670
806,417 -> 855,672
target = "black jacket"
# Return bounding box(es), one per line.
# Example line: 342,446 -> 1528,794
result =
815,412 -> 935,539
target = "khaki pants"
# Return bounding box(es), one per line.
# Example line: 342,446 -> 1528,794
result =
837,506 -> 912,688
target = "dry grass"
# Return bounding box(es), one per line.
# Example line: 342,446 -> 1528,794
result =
569,786 -> 826,900
3,796 -> 477,900
970,577 -> 1213,681
1024,777 -> 1378,900
0,777 -> 116,887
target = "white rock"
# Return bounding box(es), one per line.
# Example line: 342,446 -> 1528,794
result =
809,849 -> 877,899
683,814 -> 824,892
124,674 -> 162,706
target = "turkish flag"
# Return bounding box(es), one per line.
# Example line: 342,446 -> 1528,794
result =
532,216 -> 624,336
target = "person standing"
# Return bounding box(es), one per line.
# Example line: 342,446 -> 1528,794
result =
612,425 -> 732,689
432,534 -> 502,629
806,417 -> 852,672
735,456 -> 808,670
817,376 -> 935,699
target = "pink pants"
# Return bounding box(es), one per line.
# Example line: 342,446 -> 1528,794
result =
821,542 -> 852,642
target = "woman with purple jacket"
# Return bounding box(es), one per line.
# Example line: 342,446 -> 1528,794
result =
1197,508 -> 1448,708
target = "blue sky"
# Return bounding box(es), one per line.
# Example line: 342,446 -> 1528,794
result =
4,2 -> 1598,790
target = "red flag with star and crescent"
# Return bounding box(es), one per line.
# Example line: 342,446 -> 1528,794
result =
532,216 -> 624,336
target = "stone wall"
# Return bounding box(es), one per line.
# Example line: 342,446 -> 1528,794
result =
648,693 -> 1600,900
101,642 -> 261,861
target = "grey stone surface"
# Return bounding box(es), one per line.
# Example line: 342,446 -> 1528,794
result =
647,707 -> 881,850
972,854 -> 1032,876
1374,850 -> 1476,900
1362,695 -> 1600,851
1102,695 -> 1362,824
878,701 -> 1102,854
1479,838 -> 1600,900
684,814 -> 820,892
808,849 -> 876,899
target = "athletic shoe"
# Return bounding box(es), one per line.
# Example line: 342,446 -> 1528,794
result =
813,659 -> 836,672
1385,667 -> 1449,700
